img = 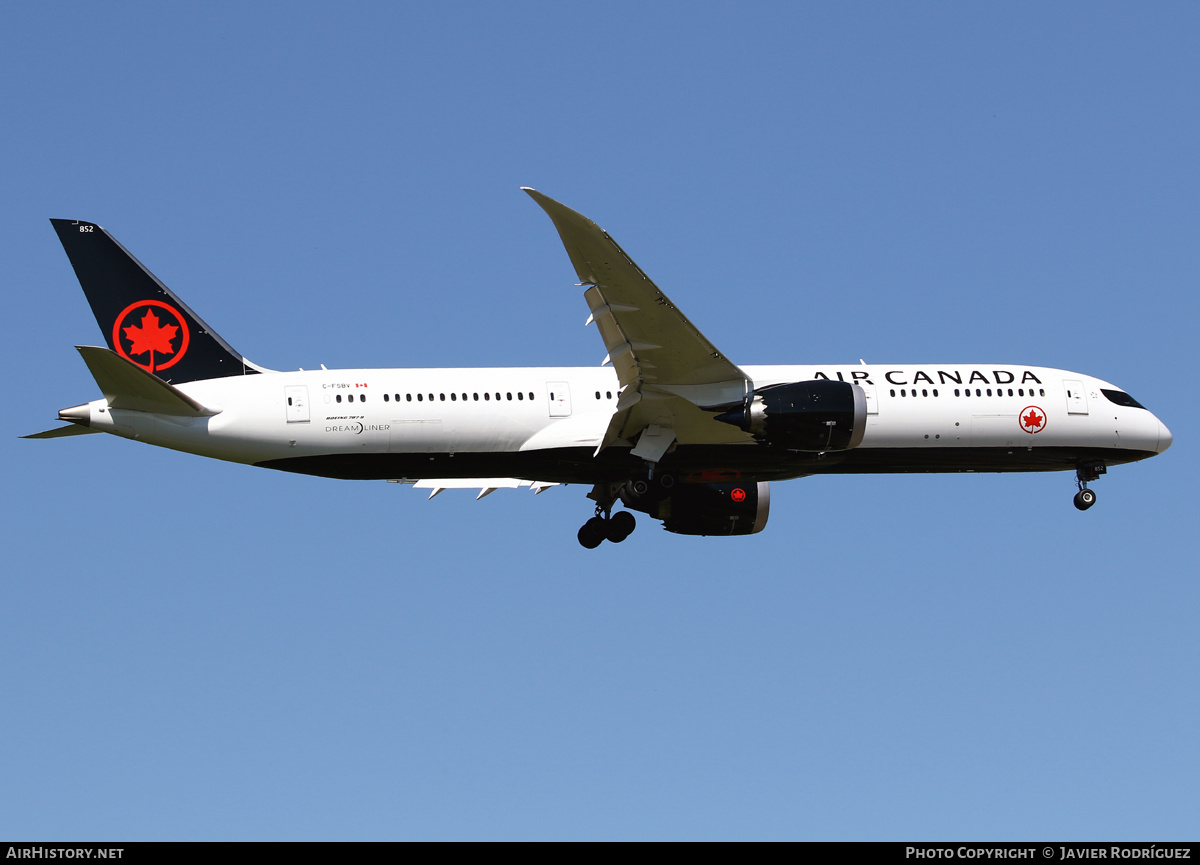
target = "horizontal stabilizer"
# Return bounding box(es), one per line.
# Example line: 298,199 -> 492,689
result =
77,345 -> 220,417
22,424 -> 102,439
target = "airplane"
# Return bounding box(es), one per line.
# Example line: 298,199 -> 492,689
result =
27,189 -> 1173,548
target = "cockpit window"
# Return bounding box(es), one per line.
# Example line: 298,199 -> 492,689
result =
1101,389 -> 1146,409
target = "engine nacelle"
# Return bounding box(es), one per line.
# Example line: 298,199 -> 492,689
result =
621,481 -> 770,536
715,379 -> 867,451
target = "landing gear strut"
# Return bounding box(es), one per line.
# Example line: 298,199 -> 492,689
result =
577,502 -> 637,549
1073,461 -> 1105,511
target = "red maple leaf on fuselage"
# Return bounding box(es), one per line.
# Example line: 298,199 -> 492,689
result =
1022,409 -> 1044,429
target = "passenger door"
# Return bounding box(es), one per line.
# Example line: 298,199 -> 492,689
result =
546,382 -> 572,417
1063,380 -> 1089,415
285,386 -> 310,423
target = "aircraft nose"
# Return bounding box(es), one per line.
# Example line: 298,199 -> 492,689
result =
1157,419 -> 1173,454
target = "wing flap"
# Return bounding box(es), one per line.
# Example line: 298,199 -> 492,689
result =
389,478 -> 559,499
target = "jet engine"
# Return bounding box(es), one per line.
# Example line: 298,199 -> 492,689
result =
715,380 -> 867,451
620,481 -> 770,536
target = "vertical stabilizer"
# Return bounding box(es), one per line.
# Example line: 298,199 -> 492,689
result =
50,219 -> 261,383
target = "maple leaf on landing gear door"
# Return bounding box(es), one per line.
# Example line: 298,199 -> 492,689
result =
122,309 -> 178,373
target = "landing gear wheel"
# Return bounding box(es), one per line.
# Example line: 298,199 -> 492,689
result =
606,510 -> 636,543
578,516 -> 606,549
1073,488 -> 1097,511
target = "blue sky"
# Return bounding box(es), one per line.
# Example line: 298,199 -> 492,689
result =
2,2 -> 1197,840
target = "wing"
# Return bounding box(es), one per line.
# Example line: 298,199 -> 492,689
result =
523,189 -> 752,455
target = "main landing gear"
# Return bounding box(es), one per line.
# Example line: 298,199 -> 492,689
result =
577,507 -> 637,549
577,481 -> 639,549
1073,461 -> 1106,511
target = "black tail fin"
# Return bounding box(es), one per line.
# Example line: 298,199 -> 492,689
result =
50,219 -> 261,383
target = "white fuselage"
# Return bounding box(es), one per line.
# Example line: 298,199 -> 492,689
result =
73,363 -> 1171,479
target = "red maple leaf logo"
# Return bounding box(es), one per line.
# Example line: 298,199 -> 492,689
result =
731,487 -> 747,503
122,309 -> 178,373
1021,408 -> 1045,433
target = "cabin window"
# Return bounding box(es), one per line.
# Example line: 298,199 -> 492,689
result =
450,393 -> 457,401
506,392 -> 512,400
484,393 -> 490,400
383,394 -> 389,402
595,391 -> 601,400
606,391 -> 611,399
473,393 -> 479,401
518,392 -> 524,400
417,393 -> 423,401
336,394 -> 342,403
933,389 -> 938,397
890,389 -> 896,397
922,389 -> 928,397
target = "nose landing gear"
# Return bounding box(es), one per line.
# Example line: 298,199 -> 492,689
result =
1073,461 -> 1106,511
